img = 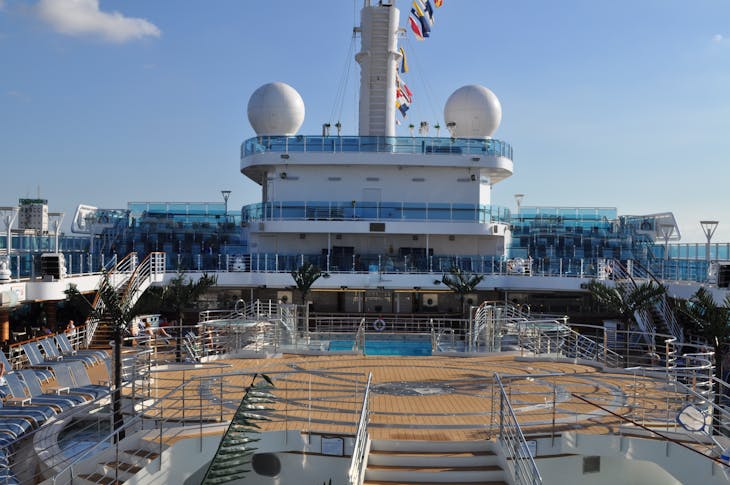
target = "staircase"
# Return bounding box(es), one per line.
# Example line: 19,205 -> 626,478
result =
76,444 -> 162,484
87,252 -> 166,348
363,440 -> 508,485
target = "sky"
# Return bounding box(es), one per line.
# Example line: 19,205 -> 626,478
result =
1,0 -> 730,243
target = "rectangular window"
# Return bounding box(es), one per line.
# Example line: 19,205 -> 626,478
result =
370,222 -> 385,232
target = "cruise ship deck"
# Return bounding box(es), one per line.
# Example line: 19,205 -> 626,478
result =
141,354 -> 693,442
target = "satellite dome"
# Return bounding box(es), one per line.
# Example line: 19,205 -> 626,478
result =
247,82 -> 305,136
444,85 -> 502,138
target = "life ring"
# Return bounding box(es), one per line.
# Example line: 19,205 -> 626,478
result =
372,318 -> 386,332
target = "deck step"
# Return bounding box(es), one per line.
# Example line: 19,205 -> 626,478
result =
370,439 -> 494,453
368,450 -> 497,468
364,482 -> 508,485
104,461 -> 142,474
364,440 -> 507,484
77,473 -> 122,485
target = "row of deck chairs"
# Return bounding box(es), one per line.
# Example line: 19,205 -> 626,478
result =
0,336 -> 112,484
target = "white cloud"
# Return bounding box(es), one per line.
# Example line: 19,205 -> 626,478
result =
712,34 -> 724,43
0,1 -> 5,11
36,0 -> 160,43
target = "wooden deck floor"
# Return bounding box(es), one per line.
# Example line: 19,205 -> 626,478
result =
128,354 -> 685,442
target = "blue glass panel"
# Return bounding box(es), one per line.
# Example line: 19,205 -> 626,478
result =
452,204 -> 475,221
403,202 -> 427,220
379,202 -> 402,220
428,203 -> 451,220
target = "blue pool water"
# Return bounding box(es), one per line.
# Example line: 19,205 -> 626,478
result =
58,420 -> 111,458
329,337 -> 432,356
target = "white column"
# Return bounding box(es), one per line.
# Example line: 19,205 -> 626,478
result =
356,2 -> 400,136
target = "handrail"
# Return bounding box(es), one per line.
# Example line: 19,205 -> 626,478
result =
354,318 -> 366,353
493,373 -> 543,485
630,258 -> 684,345
84,252 -> 138,346
608,259 -> 656,343
348,372 -> 373,485
572,393 -> 730,469
51,358 -> 240,483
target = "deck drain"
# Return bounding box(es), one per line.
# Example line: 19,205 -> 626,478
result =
372,381 -> 455,396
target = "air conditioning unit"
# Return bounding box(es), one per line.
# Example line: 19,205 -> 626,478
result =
422,293 -> 439,308
40,253 -> 66,280
465,294 -> 478,307
277,290 -> 293,304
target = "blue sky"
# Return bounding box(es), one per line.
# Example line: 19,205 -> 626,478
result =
1,0 -> 730,243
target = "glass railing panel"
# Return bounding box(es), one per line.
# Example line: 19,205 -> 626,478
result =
379,202 -> 402,220
402,202 -> 427,221
279,201 -> 304,220
427,203 -> 451,220
240,135 -> 513,159
452,204 -> 476,221
356,202 -> 378,219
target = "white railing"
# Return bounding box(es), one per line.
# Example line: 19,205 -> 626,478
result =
629,259 -> 685,345
348,372 -> 373,485
519,322 -> 624,368
354,318 -> 366,353
493,373 -> 542,485
84,252 -> 138,346
84,252 -> 165,346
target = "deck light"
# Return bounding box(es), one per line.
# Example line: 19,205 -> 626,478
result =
700,220 -> 719,264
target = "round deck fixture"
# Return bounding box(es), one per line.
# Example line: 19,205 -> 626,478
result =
444,85 -> 502,138
247,82 -> 305,136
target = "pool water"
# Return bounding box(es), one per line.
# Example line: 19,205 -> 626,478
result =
329,337 -> 432,356
57,419 -> 111,458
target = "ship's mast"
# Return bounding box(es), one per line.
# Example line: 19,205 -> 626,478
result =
356,1 -> 400,137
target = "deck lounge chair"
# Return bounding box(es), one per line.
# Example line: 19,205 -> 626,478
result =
0,350 -> 52,384
38,338 -> 96,366
54,363 -> 109,400
20,343 -> 71,374
17,370 -> 88,407
11,371 -> 87,411
54,334 -> 107,363
0,398 -> 55,428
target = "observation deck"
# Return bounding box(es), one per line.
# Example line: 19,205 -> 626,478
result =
240,135 -> 514,183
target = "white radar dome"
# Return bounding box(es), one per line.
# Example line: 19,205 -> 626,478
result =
444,85 -> 502,138
247,82 -> 305,136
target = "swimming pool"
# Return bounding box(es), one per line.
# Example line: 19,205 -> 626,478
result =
57,419 -> 111,458
328,335 -> 432,356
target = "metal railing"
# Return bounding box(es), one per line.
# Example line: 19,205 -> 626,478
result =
242,134 -> 514,160
625,259 -> 684,344
493,373 -> 542,485
85,251 -> 165,346
84,251 -> 138,347
348,372 -> 372,485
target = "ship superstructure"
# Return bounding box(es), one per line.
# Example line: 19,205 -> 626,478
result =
240,0 -> 514,282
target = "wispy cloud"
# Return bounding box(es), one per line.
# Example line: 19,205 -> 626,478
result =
712,34 -> 725,44
35,0 -> 160,43
7,90 -> 30,101
0,1 -> 6,11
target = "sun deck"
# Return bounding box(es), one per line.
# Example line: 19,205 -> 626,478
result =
134,354 -> 695,443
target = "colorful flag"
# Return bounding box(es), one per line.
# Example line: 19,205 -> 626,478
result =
401,82 -> 413,102
396,99 -> 410,117
424,0 -> 435,24
408,10 -> 424,40
399,47 -> 408,73
396,74 -> 413,104
412,2 -> 431,37
435,0 -> 443,7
